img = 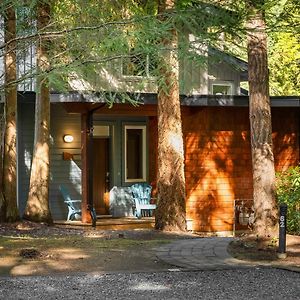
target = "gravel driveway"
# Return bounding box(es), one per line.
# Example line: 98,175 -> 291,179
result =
0,267 -> 299,300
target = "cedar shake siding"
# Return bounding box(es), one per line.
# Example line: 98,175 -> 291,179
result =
149,106 -> 299,232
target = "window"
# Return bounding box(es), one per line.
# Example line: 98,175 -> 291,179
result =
211,82 -> 234,95
124,125 -> 146,182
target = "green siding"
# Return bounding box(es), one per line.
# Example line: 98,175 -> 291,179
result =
18,101 -> 82,220
17,101 -> 35,215
18,100 -> 149,220
49,104 -> 82,219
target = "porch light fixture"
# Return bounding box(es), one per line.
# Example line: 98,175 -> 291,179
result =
63,134 -> 74,143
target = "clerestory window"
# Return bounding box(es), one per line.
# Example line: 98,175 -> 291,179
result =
211,81 -> 234,95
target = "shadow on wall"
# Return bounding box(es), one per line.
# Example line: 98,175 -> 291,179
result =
183,107 -> 253,232
51,159 -> 82,221
183,107 -> 299,233
272,108 -> 299,171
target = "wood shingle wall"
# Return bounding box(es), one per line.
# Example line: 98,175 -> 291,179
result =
149,106 -> 299,232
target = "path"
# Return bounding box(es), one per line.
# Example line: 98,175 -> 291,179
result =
157,237 -> 255,270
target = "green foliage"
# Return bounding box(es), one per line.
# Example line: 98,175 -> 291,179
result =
2,0 -> 299,97
266,0 -> 300,95
276,166 -> 300,234
268,32 -> 300,95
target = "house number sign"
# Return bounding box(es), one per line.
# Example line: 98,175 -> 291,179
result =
278,203 -> 288,255
279,215 -> 285,228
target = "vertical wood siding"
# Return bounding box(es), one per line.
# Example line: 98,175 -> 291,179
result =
18,101 -> 82,220
208,62 -> 241,94
49,104 -> 81,220
17,100 -> 35,215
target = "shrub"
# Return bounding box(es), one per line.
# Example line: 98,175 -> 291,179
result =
276,166 -> 300,234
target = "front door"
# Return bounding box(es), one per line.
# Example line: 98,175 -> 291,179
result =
93,138 -> 109,215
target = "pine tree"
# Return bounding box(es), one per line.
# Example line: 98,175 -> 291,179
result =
23,0 -> 53,224
2,3 -> 19,222
155,0 -> 187,231
246,1 -> 278,239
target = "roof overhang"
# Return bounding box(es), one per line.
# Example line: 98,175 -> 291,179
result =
50,92 -> 300,108
16,91 -> 300,108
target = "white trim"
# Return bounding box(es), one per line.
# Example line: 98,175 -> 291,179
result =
124,125 -> 146,182
211,81 -> 234,95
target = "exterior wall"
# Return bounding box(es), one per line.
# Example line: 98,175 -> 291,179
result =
147,106 -> 299,232
208,61 -> 241,95
0,18 -> 241,96
183,107 -> 253,232
69,57 -> 209,95
17,100 -> 150,220
49,104 -> 82,220
182,106 -> 299,232
272,108 -> 299,171
180,57 -> 208,95
18,98 -> 299,227
73,55 -> 241,96
17,100 -> 35,215
18,100 -> 82,220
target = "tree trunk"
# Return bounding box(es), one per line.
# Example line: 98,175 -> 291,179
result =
155,0 -> 186,231
247,9 -> 278,239
23,1 -> 52,224
2,4 -> 19,222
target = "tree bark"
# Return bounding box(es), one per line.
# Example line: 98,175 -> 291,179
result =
155,0 -> 186,231
2,4 -> 19,222
23,1 -> 52,224
247,8 -> 278,239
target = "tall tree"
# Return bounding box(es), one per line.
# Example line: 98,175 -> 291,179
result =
155,0 -> 187,231
247,1 -> 278,240
2,3 -> 19,222
23,0 -> 52,224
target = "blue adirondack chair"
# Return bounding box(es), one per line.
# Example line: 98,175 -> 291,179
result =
131,183 -> 156,219
59,185 -> 82,221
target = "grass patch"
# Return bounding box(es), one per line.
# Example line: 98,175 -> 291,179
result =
0,235 -> 172,276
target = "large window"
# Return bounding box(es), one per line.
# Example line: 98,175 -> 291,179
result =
124,125 -> 146,182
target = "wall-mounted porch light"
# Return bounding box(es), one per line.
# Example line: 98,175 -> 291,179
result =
63,134 -> 74,143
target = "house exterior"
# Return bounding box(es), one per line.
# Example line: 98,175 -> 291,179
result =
1,26 -> 299,232
13,64 -> 300,233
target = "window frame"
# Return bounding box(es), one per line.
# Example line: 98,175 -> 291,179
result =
124,124 -> 147,183
211,81 -> 234,95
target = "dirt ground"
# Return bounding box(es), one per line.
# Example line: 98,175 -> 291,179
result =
228,234 -> 300,269
0,221 -> 198,276
1,222 -> 299,276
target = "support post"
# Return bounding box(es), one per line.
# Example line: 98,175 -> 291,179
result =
81,112 -> 91,223
81,104 -> 105,226
87,111 -> 97,228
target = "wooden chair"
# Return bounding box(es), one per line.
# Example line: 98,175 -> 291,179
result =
131,183 -> 156,219
59,185 -> 82,221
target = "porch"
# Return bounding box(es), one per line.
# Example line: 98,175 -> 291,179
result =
54,217 -> 155,230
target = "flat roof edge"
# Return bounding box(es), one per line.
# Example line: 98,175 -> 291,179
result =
14,91 -> 300,107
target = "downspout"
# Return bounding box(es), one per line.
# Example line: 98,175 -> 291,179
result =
87,103 -> 106,228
